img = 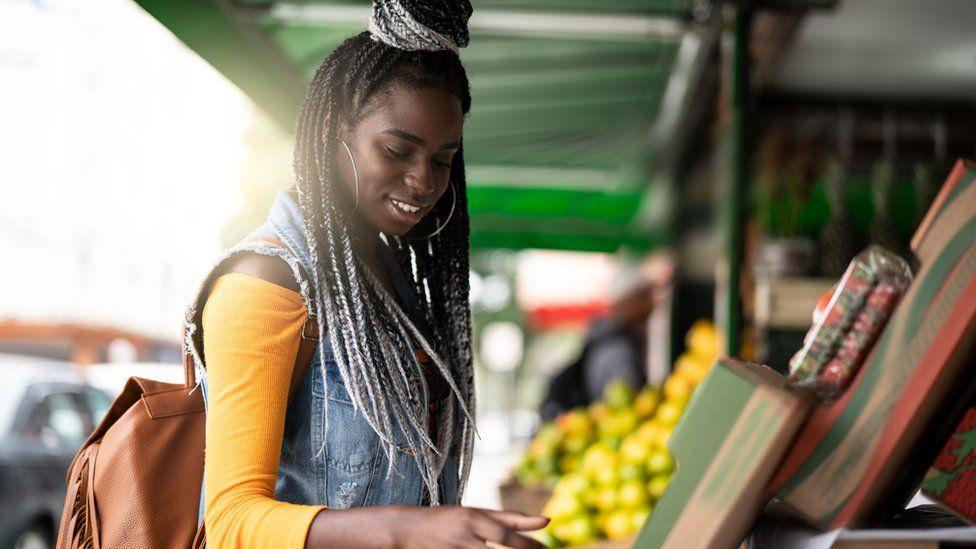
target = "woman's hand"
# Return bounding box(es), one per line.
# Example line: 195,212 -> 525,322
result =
305,505 -> 550,549
391,505 -> 549,549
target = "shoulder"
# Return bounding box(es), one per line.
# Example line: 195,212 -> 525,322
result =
217,251 -> 301,294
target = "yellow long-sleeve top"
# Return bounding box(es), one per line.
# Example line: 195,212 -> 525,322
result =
201,272 -> 327,549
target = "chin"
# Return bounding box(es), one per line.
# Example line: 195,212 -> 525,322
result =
380,220 -> 414,237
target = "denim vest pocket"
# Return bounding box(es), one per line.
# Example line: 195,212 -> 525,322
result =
311,354 -> 381,509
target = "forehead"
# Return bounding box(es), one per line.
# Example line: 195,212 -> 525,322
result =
357,84 -> 463,142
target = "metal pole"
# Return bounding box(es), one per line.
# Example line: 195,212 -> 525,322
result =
724,4 -> 751,358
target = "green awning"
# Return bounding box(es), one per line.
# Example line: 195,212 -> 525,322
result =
136,0 -> 692,251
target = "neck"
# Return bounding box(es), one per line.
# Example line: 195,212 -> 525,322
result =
347,213 -> 381,262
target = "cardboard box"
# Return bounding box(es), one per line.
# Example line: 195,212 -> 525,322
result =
634,358 -> 810,549
768,159 -> 976,529
921,406 -> 976,524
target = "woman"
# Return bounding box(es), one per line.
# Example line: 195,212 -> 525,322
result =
182,1 -> 550,547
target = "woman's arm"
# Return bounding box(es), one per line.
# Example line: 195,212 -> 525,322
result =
202,269 -> 325,548
304,505 -> 549,549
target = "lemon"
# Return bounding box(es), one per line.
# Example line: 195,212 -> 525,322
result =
553,472 -> 591,498
604,509 -> 635,539
654,400 -> 684,427
558,515 -> 599,546
543,491 -> 585,520
663,374 -> 693,402
593,465 -> 620,487
581,443 -> 617,477
593,485 -> 617,512
645,448 -> 674,476
631,505 -> 652,532
561,434 -> 590,456
533,529 -> 562,548
636,421 -> 661,444
587,402 -> 610,423
620,435 -> 652,465
604,379 -> 636,410
675,353 -> 710,386
686,319 -> 719,361
617,479 -> 650,509
556,408 -> 594,438
600,409 -> 639,440
618,462 -> 646,483
633,387 -> 661,419
647,473 -> 672,500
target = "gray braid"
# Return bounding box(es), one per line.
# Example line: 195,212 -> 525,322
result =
369,0 -> 472,53
292,27 -> 476,505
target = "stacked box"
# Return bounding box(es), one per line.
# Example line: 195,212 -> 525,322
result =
922,406 -> 976,524
788,246 -> 911,397
633,358 -> 810,549
768,159 -> 976,529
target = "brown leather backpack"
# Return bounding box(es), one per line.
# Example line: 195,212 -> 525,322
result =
56,246 -> 318,549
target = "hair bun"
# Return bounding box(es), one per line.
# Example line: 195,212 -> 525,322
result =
369,0 -> 472,53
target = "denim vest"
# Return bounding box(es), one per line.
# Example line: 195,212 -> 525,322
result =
186,190 -> 461,529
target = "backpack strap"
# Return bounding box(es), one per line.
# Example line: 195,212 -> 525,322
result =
182,235 -> 319,405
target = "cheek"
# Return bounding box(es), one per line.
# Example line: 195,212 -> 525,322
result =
334,146 -> 359,197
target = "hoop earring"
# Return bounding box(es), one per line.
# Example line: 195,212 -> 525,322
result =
407,183 -> 456,240
339,139 -> 360,212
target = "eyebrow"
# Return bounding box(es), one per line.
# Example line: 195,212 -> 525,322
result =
382,128 -> 460,150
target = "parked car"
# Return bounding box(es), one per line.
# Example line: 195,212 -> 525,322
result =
0,354 -> 113,549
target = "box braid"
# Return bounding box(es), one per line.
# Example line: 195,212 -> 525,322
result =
291,24 -> 476,504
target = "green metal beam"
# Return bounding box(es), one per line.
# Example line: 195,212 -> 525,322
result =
723,6 -> 751,358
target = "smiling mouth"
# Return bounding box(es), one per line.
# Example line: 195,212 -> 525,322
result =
388,197 -> 427,223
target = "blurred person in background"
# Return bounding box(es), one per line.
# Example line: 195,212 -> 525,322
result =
540,274 -> 652,422
184,1 -> 549,548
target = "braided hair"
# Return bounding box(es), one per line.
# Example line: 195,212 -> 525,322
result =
292,0 -> 475,504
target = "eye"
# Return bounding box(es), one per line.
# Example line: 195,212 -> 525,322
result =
432,159 -> 452,171
384,145 -> 410,160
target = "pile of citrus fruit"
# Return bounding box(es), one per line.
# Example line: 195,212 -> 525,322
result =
518,320 -> 720,547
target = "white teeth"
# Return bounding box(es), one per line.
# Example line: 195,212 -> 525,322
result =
392,199 -> 420,214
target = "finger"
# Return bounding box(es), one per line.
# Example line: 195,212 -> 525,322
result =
472,515 -> 545,549
482,509 -> 551,532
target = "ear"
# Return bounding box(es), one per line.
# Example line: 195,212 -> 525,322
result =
335,117 -> 350,143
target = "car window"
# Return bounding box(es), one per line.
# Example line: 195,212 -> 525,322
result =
22,391 -> 90,445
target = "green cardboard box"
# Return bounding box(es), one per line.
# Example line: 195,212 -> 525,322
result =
634,358 -> 810,549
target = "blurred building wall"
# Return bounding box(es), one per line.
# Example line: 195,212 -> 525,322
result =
0,0 -> 253,343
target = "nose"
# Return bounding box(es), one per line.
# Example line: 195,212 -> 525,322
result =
404,163 -> 435,197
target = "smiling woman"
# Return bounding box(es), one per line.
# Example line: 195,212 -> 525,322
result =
183,1 -> 551,548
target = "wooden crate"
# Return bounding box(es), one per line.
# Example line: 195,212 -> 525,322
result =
497,476 -> 552,517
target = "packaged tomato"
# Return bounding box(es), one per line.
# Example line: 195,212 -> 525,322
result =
788,246 -> 912,398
